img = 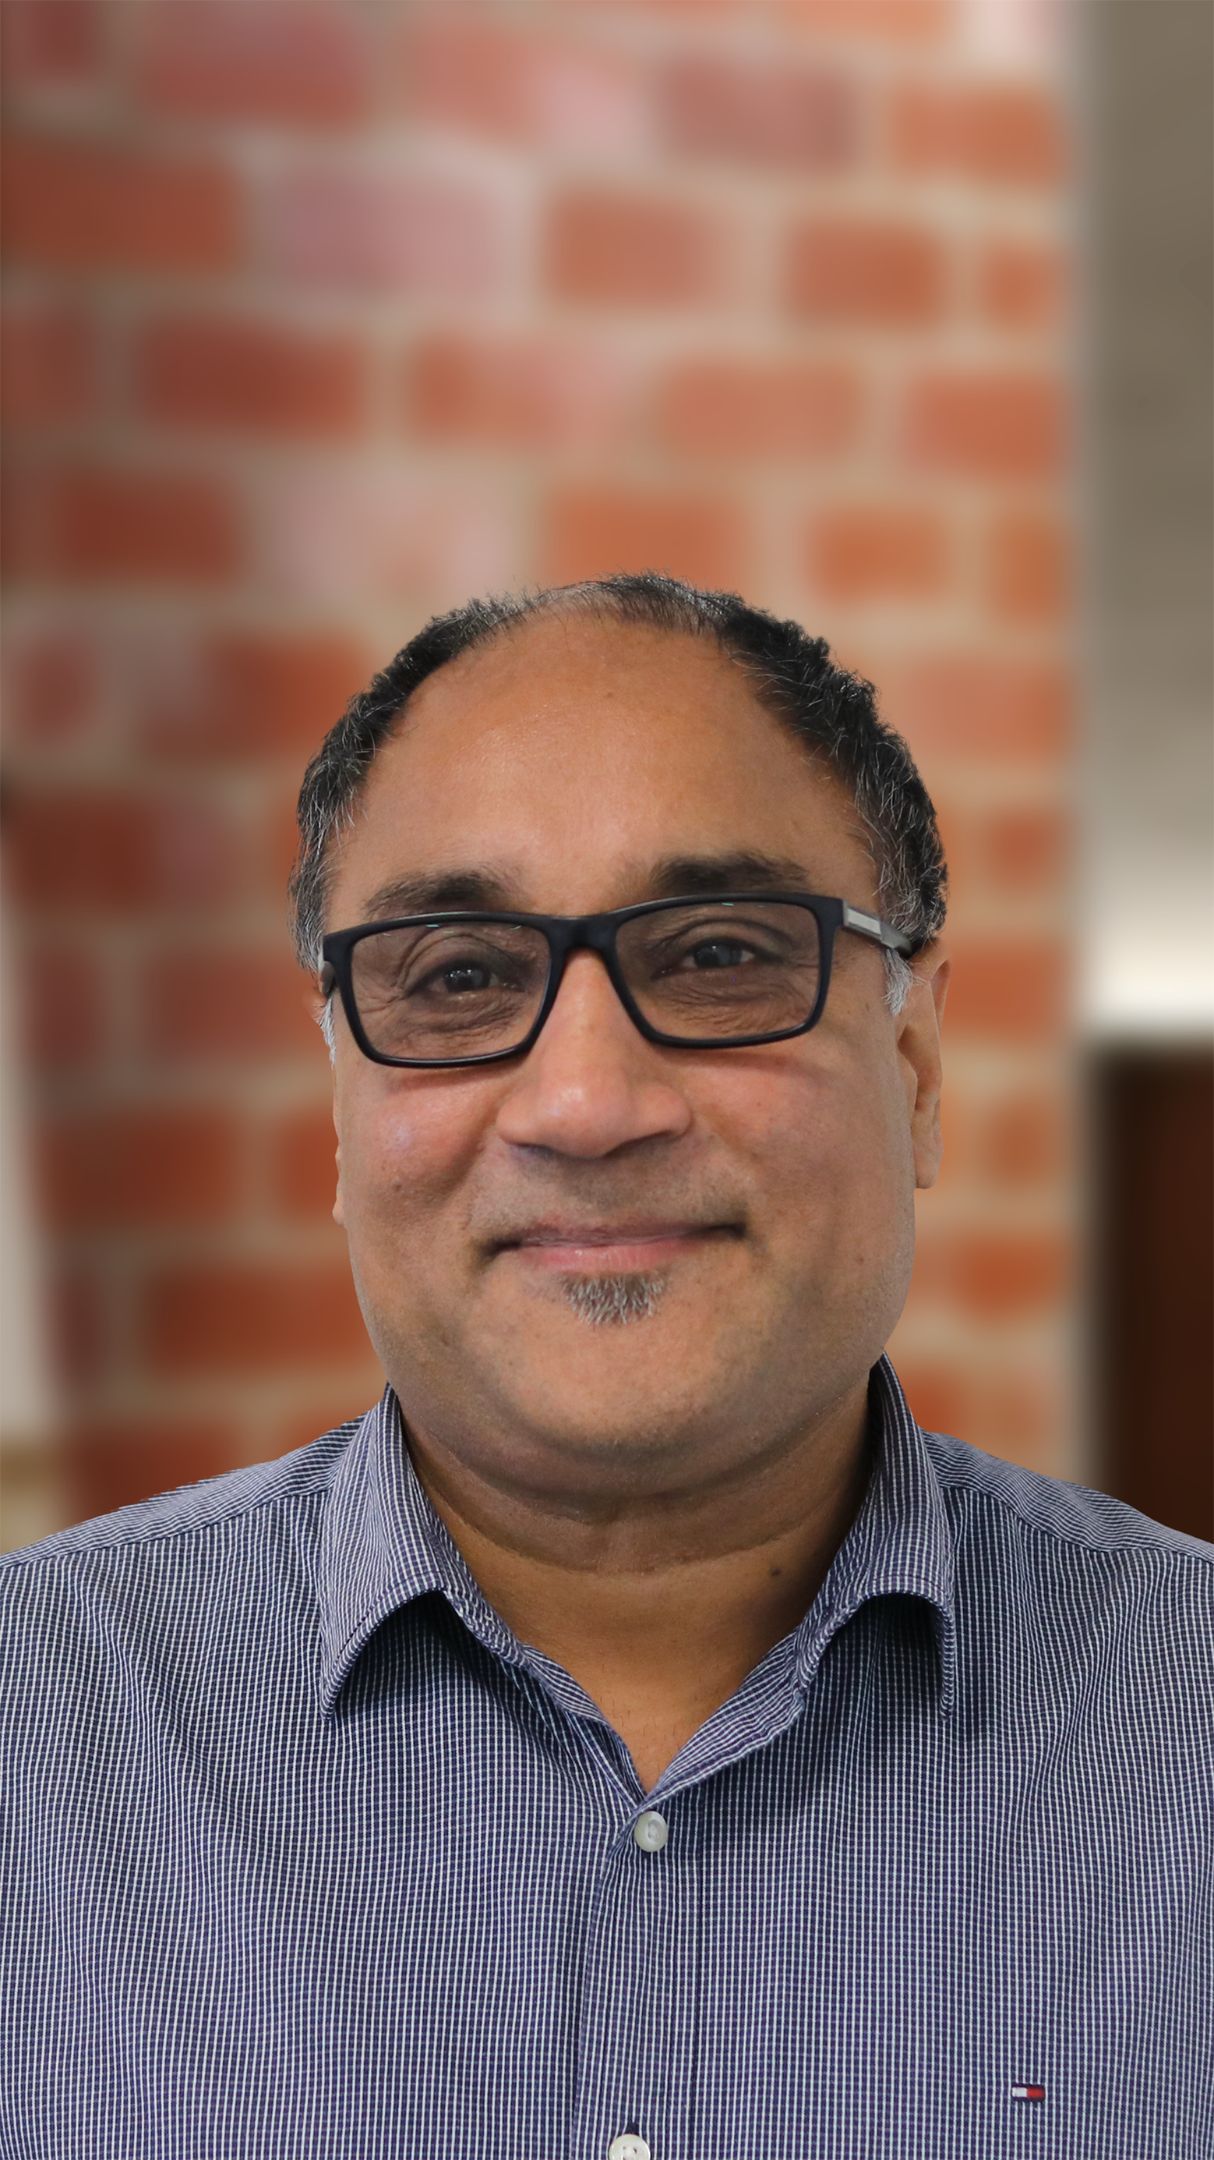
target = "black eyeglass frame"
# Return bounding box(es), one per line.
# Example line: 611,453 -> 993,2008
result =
320,892 -> 919,1069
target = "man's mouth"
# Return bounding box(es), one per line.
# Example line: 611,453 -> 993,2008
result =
498,1225 -> 739,1270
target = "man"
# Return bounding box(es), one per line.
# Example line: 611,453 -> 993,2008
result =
2,574 -> 1210,2159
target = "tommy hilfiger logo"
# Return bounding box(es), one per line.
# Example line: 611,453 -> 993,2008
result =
1011,2083 -> 1046,2102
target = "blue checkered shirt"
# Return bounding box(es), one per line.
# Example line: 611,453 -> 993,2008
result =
2,1355 -> 1211,2159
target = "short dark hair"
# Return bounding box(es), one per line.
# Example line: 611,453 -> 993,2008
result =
288,573 -> 948,1023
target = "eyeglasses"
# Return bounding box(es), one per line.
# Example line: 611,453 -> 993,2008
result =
320,892 -> 918,1069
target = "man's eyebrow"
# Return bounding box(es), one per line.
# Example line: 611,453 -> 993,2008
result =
356,850 -> 816,922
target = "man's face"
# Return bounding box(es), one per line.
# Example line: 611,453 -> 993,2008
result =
324,615 -> 948,1502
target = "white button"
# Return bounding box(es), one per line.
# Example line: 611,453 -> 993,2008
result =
608,2136 -> 651,2160
633,1809 -> 668,1851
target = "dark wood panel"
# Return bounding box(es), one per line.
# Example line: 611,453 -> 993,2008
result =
1091,1047 -> 1214,1540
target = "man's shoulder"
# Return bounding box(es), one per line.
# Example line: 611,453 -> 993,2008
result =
921,1421 -> 1214,1570
0,1415 -> 364,1599
920,1416 -> 1201,1555
919,1423 -> 1214,1694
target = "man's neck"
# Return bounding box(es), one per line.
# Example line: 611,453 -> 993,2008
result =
407,1378 -> 876,1719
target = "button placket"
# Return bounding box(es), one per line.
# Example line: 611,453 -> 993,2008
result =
571,1784 -> 701,2158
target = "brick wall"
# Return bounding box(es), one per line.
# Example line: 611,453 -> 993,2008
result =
1,0 -> 1077,1542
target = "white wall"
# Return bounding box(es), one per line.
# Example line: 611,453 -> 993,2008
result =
1080,0 -> 1214,1041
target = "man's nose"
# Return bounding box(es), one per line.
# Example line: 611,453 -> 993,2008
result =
493,950 -> 692,1156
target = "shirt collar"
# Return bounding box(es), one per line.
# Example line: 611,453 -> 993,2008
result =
788,1355 -> 958,1715
316,1353 -> 958,1719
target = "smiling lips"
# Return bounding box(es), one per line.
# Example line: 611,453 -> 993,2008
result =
500,1223 -> 739,1270
507,1220 -> 727,1247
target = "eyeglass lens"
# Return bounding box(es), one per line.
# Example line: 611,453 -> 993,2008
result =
347,902 -> 823,1061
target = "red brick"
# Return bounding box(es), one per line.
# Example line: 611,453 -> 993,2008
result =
0,2 -> 104,91
265,1102 -> 339,1220
1,625 -> 101,748
14,938 -> 109,1070
269,1383 -> 383,1457
786,217 -> 948,324
135,629 -> 371,762
256,471 -> 515,604
986,508 -> 1071,622
1,301 -> 99,430
542,485 -> 750,592
144,1257 -> 370,1375
2,467 -> 45,578
49,1263 -> 108,1390
976,1363 -> 1064,1469
943,936 -> 1070,1042
900,370 -> 1068,480
977,237 -> 1068,330
64,1415 -> 240,1523
621,2 -> 744,14
396,18 -> 646,150
0,136 -> 242,273
979,1090 -> 1073,1186
943,797 -> 1074,908
658,53 -> 858,168
38,1106 -> 244,1231
979,802 -> 1070,895
6,462 -> 241,584
133,1 -> 374,126
261,164 -> 503,296
656,357 -> 864,459
545,189 -> 728,308
266,791 -> 305,902
403,330 -> 637,452
889,1355 -> 973,1439
880,652 -> 1073,762
138,947 -> 321,1062
132,315 -> 368,439
10,788 -> 246,914
887,81 -> 1068,188
788,0 -> 954,38
949,1228 -> 1074,1319
805,503 -> 951,602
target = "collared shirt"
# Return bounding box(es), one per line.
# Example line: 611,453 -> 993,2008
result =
1,1355 -> 1211,2160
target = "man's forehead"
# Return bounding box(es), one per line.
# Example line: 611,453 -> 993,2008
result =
400,609 -> 785,756
331,619 -> 878,925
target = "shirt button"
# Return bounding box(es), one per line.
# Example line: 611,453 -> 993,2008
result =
633,1810 -> 668,1852
608,2137 -> 651,2160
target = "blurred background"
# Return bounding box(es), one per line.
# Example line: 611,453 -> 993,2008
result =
1,0 -> 1210,1550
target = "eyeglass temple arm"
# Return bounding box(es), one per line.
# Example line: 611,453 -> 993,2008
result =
841,903 -> 916,958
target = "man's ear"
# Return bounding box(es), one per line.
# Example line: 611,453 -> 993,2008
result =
897,944 -> 950,1191
331,1094 -> 345,1229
